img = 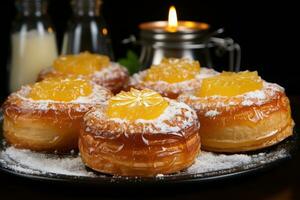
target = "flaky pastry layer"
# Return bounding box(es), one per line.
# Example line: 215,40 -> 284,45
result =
2,84 -> 112,152
79,100 -> 201,176
178,82 -> 294,152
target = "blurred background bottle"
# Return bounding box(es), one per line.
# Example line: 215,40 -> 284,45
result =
62,0 -> 114,59
9,0 -> 58,92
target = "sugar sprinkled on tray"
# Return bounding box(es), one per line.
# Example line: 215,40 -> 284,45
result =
187,152 -> 251,173
0,147 -> 95,177
0,146 -> 289,178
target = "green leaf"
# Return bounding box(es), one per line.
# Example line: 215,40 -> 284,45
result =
118,50 -> 141,75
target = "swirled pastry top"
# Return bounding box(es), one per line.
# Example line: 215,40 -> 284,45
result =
107,88 -> 169,121
83,90 -> 199,136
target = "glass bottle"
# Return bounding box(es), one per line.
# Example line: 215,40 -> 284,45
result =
62,0 -> 114,59
9,0 -> 58,92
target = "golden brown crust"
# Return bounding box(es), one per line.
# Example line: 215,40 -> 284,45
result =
3,114 -> 82,152
2,85 -> 112,152
79,101 -> 201,177
178,83 -> 294,152
38,63 -> 129,94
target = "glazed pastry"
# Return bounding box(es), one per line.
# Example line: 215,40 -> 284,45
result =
38,52 -> 129,94
2,78 -> 112,152
128,58 -> 218,99
178,71 -> 294,152
79,88 -> 200,177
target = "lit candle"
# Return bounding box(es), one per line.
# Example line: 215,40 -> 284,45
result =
139,6 -> 209,33
138,6 -> 240,71
167,6 -> 178,32
138,6 -> 213,68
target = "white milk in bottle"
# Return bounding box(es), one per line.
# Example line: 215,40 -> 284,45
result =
9,0 -> 58,92
9,29 -> 58,92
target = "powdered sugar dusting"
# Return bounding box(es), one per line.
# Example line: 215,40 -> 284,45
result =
236,82 -> 283,106
129,67 -> 219,97
39,62 -> 128,93
241,99 -> 253,106
86,99 -> 199,134
5,83 -> 112,112
187,151 -> 251,173
204,110 -> 220,117
178,82 -> 284,114
0,147 -> 95,177
40,62 -> 128,84
92,62 -> 127,81
135,100 -> 198,133
244,90 -> 266,99
0,146 -> 290,178
187,149 -> 288,174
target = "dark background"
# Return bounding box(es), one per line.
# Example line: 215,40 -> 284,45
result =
0,1 -> 299,199
0,0 -> 298,101
0,0 -> 300,99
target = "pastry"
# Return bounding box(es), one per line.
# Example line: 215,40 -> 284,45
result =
38,52 -> 129,94
79,88 -> 200,176
178,71 -> 294,152
127,58 -> 218,99
2,77 -> 112,152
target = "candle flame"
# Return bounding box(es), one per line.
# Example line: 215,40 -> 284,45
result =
102,28 -> 108,35
168,6 -> 178,29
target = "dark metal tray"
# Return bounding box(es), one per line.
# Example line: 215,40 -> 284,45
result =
0,115 -> 298,185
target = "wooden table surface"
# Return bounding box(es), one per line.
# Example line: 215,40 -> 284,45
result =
0,96 -> 299,200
